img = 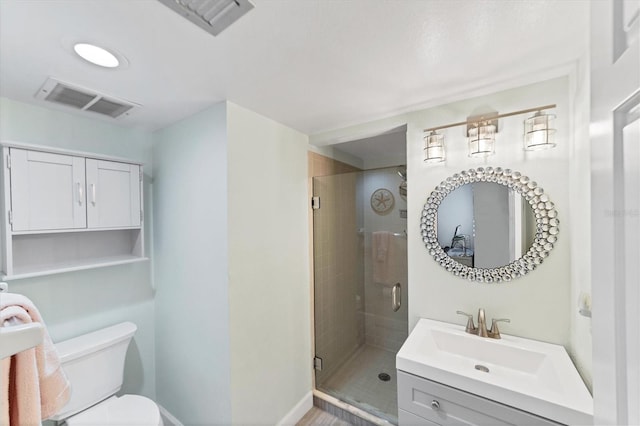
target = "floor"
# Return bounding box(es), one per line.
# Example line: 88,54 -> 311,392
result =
317,345 -> 398,424
296,407 -> 353,426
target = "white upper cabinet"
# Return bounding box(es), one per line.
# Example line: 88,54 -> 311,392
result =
1,143 -> 146,280
86,159 -> 141,228
10,148 -> 86,232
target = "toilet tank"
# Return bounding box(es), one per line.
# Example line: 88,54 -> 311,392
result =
49,322 -> 137,421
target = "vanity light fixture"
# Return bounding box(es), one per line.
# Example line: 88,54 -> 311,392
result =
524,111 -> 556,150
73,43 -> 120,68
423,131 -> 446,163
422,104 -> 556,163
467,121 -> 496,158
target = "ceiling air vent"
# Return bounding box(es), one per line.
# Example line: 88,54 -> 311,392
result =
158,0 -> 254,36
35,78 -> 138,119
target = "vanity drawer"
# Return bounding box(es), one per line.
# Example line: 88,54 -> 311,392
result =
398,371 -> 562,426
399,409 -> 440,425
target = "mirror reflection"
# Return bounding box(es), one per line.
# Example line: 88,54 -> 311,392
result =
438,182 -> 536,269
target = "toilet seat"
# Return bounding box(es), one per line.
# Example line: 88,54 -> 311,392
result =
65,395 -> 162,426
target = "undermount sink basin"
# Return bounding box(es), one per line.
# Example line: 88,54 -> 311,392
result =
396,318 -> 592,425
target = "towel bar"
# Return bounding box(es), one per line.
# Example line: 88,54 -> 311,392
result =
0,282 -> 45,359
0,322 -> 45,359
357,230 -> 407,237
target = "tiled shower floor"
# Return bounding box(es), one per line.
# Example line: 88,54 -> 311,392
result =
318,345 -> 398,424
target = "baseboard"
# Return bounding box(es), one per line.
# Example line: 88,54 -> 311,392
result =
157,403 -> 184,426
313,390 -> 393,426
276,391 -> 313,425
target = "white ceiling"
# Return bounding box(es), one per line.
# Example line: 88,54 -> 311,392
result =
333,125 -> 407,169
0,0 -> 589,135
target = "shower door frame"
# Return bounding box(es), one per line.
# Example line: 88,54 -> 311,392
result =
310,166 -> 409,425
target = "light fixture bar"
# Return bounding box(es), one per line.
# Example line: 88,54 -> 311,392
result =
423,104 -> 556,133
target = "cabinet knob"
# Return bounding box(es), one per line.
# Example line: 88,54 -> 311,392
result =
431,400 -> 440,410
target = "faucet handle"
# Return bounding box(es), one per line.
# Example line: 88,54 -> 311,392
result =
456,311 -> 476,334
488,318 -> 511,339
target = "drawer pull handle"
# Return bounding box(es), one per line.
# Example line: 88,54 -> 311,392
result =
77,182 -> 83,206
91,183 -> 96,206
431,400 -> 440,410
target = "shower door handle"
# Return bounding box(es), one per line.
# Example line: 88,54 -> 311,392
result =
392,283 -> 401,312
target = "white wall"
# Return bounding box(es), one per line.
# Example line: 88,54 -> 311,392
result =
311,77 -> 583,357
226,102 -> 311,425
0,97 -> 156,398
152,103 -> 232,424
569,53 -> 592,389
406,78 -> 573,347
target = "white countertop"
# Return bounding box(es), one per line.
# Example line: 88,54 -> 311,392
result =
396,318 -> 593,425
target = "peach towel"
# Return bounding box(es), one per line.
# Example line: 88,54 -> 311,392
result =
372,231 -> 394,284
0,293 -> 70,426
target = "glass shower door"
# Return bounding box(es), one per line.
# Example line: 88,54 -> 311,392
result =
312,167 -> 408,424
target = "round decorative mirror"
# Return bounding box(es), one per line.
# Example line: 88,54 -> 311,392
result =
421,166 -> 558,283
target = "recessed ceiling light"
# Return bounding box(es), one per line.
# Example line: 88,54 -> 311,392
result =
73,43 -> 120,68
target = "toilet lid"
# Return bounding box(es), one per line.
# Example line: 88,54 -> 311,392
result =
66,395 -> 161,426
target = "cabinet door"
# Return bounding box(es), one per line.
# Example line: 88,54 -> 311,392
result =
398,371 -> 561,426
86,159 -> 141,228
10,148 -> 86,231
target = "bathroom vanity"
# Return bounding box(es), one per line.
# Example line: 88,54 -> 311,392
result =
398,371 -> 560,425
396,319 -> 593,426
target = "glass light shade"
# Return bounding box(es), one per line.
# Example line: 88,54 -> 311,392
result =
468,123 -> 496,157
524,111 -> 556,150
424,131 -> 445,163
73,43 -> 120,68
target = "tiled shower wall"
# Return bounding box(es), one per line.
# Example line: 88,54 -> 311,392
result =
309,152 -> 364,385
309,155 -> 408,386
362,168 -> 408,352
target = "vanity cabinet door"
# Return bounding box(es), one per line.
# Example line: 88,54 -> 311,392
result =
398,371 -> 561,426
9,148 -> 86,232
86,159 -> 141,229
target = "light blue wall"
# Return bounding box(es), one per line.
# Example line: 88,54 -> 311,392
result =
0,98 -> 153,172
152,103 -> 232,424
0,97 -> 156,399
1,97 -> 311,423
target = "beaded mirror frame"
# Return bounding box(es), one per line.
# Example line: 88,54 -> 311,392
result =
421,166 -> 559,283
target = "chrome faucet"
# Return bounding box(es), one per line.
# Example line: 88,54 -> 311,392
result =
456,310 -> 477,334
476,308 -> 488,337
488,317 -> 511,339
456,309 -> 510,339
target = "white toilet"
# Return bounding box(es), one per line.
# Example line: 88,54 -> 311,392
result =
49,322 -> 162,425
